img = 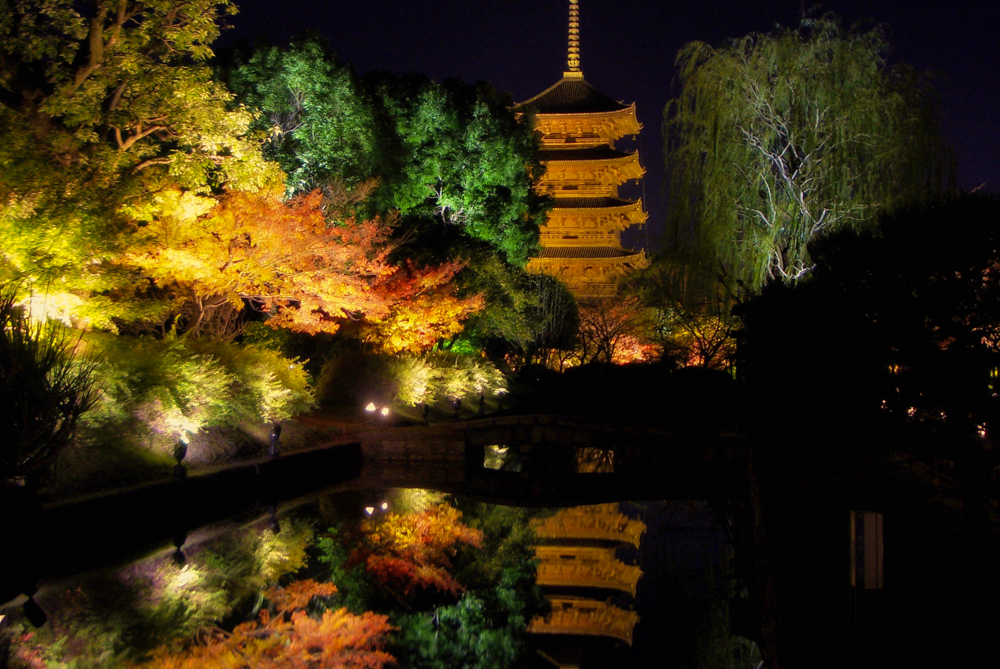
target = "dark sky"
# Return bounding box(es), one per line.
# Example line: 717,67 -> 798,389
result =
220,0 -> 1000,252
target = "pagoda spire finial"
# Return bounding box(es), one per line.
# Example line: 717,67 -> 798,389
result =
567,0 -> 581,73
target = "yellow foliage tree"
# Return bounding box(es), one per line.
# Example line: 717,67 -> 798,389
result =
124,187 -> 481,344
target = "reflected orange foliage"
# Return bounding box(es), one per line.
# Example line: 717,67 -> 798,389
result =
134,579 -> 394,669
358,504 -> 483,597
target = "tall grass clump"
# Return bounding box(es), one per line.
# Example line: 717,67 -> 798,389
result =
0,283 -> 98,483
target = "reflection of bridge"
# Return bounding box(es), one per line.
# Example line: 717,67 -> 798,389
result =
0,414 -> 748,606
355,414 -> 749,505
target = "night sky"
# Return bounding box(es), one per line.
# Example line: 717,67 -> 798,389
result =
219,0 -> 999,253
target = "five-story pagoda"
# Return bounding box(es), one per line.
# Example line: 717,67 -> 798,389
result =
517,0 -> 648,298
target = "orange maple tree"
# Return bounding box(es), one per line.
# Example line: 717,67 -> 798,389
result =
133,580 -> 395,669
125,187 -> 481,345
357,503 -> 483,597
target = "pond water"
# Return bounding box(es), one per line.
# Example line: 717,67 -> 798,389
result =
0,481 -> 761,669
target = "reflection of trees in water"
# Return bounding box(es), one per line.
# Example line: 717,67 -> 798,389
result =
483,444 -> 614,473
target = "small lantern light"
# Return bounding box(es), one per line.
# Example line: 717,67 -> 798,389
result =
268,423 -> 282,458
364,506 -> 375,516
380,406 -> 390,417
365,402 -> 377,412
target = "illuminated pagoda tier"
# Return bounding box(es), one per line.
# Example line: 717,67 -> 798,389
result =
535,545 -> 643,597
531,503 -> 647,548
528,596 -> 640,645
528,502 -> 645,661
517,0 -> 648,298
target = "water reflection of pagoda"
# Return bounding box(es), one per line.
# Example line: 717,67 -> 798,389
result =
516,0 -> 648,298
528,503 -> 646,667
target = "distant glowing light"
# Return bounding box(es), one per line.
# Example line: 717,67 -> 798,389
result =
381,502 -> 389,510
364,506 -> 375,515
365,402 -> 377,412
380,406 -> 390,417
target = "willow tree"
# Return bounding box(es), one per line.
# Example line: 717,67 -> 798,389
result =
664,15 -> 953,292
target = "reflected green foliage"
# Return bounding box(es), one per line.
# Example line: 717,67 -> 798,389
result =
664,13 -> 953,292
5,519 -> 312,668
393,583 -> 525,669
316,526 -> 378,615
391,503 -> 547,669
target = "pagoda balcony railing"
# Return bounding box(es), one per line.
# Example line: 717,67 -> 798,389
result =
536,559 -> 642,596
531,504 -> 647,547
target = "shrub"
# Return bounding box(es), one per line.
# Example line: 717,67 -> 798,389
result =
392,352 -> 507,406
76,334 -> 313,461
5,518 -> 313,668
0,284 -> 98,482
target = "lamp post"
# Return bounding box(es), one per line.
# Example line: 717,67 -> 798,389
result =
268,423 -> 282,458
172,531 -> 187,567
22,592 -> 47,628
173,441 -> 188,478
267,505 -> 281,534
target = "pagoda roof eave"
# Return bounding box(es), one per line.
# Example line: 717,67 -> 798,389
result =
532,248 -> 649,264
540,149 -> 641,165
552,198 -> 644,213
515,76 -> 634,115
532,104 -> 637,118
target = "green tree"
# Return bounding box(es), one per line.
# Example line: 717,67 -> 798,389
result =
371,74 -> 546,266
221,37 -> 379,196
664,14 -> 953,292
0,0 -> 278,325
224,37 -> 547,266
393,504 -> 548,669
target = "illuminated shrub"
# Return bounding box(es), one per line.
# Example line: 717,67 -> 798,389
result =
316,349 -> 506,408
5,519 -> 313,668
79,334 -> 314,456
391,352 -> 506,406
